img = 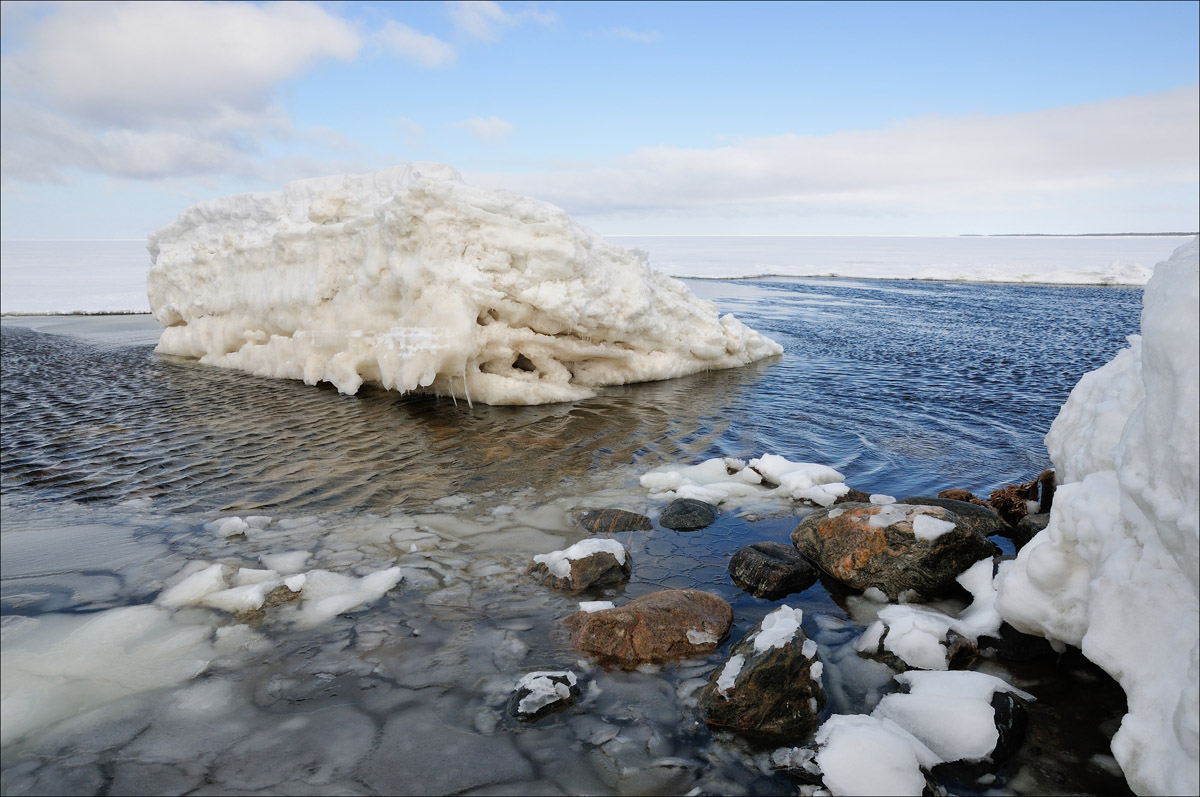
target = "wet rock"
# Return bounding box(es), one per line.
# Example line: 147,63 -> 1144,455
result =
660,498 -> 717,530
790,502 -> 998,600
699,606 -> 825,743
978,621 -> 1060,663
508,670 -> 580,721
563,589 -> 733,669
728,542 -> 819,600
834,487 -> 873,505
897,496 -> 1008,539
528,541 -> 631,594
572,508 -> 653,534
1014,512 -> 1050,549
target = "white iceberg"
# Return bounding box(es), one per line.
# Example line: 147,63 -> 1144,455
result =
147,164 -> 782,405
995,237 -> 1199,796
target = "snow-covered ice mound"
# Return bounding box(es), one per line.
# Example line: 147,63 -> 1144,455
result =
996,237 -> 1199,796
147,164 -> 782,405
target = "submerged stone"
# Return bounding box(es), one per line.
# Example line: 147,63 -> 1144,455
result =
659,498 -> 717,530
572,508 -> 653,534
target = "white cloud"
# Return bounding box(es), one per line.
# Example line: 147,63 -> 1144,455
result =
468,85 -> 1199,220
375,20 -> 456,68
0,1 -> 379,188
456,116 -> 513,144
446,1 -> 557,41
1,1 -> 361,127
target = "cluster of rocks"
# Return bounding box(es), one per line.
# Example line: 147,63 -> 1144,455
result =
507,473 -> 1052,791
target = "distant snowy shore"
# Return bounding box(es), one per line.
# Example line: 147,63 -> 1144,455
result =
2,234 -> 1191,316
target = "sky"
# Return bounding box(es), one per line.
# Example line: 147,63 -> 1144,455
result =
1,0 -> 1197,240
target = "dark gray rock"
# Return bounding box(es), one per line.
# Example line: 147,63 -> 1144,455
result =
699,607 -> 825,743
528,545 -> 631,594
508,671 -> 581,721
572,508 -> 652,533
791,502 -> 999,600
1014,512 -> 1050,549
834,487 -> 873,505
659,498 -> 717,530
728,542 -> 819,599
897,496 -> 1008,538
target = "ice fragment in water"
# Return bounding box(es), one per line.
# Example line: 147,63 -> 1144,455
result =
147,164 -> 781,405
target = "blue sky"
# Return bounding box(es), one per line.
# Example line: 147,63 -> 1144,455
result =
1,0 -> 1197,239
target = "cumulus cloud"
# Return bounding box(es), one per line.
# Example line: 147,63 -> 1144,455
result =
1,1 -> 360,127
447,0 -> 557,41
456,116 -> 514,144
0,1 -> 390,186
468,85 -> 1199,219
375,20 -> 456,68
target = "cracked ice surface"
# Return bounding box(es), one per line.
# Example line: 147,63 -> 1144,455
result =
147,163 -> 781,405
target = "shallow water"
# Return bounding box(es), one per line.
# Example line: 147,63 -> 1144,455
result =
0,278 -> 1140,795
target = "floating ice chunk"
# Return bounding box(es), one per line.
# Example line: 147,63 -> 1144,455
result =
147,164 -> 781,405
0,605 -> 215,746
259,550 -> 311,574
642,454 -> 846,507
874,670 -> 1033,763
293,567 -> 403,628
715,654 -> 745,696
199,581 -> 281,613
533,538 -> 627,579
754,605 -> 804,653
578,600 -> 614,613
157,563 -> 231,607
911,514 -> 956,541
232,568 -> 279,586
815,713 -> 941,796
515,670 -> 578,715
206,517 -> 250,538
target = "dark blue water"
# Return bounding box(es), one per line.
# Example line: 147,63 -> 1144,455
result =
1,279 -> 1141,515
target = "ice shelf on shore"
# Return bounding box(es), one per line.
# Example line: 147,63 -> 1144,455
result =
146,164 -> 782,405
995,237 -> 1199,796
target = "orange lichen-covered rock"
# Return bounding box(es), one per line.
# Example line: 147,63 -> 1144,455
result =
562,589 -> 732,669
790,502 -> 997,599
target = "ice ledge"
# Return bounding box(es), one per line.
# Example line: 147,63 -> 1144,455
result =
147,164 -> 782,405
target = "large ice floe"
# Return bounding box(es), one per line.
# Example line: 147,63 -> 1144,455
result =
146,164 -> 781,405
995,237 -> 1199,796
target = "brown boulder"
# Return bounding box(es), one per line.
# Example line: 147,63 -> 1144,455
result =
790,502 -> 998,600
562,589 -> 733,669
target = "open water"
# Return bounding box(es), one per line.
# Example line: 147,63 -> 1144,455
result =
0,277 -> 1141,795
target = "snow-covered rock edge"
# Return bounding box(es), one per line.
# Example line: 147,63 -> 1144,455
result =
995,237 -> 1199,796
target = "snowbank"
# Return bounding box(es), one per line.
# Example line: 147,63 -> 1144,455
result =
146,164 -> 781,405
995,237 -> 1199,796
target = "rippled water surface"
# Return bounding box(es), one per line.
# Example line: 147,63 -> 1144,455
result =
1,278 -> 1140,796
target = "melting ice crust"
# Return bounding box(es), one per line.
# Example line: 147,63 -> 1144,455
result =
147,164 -> 781,405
